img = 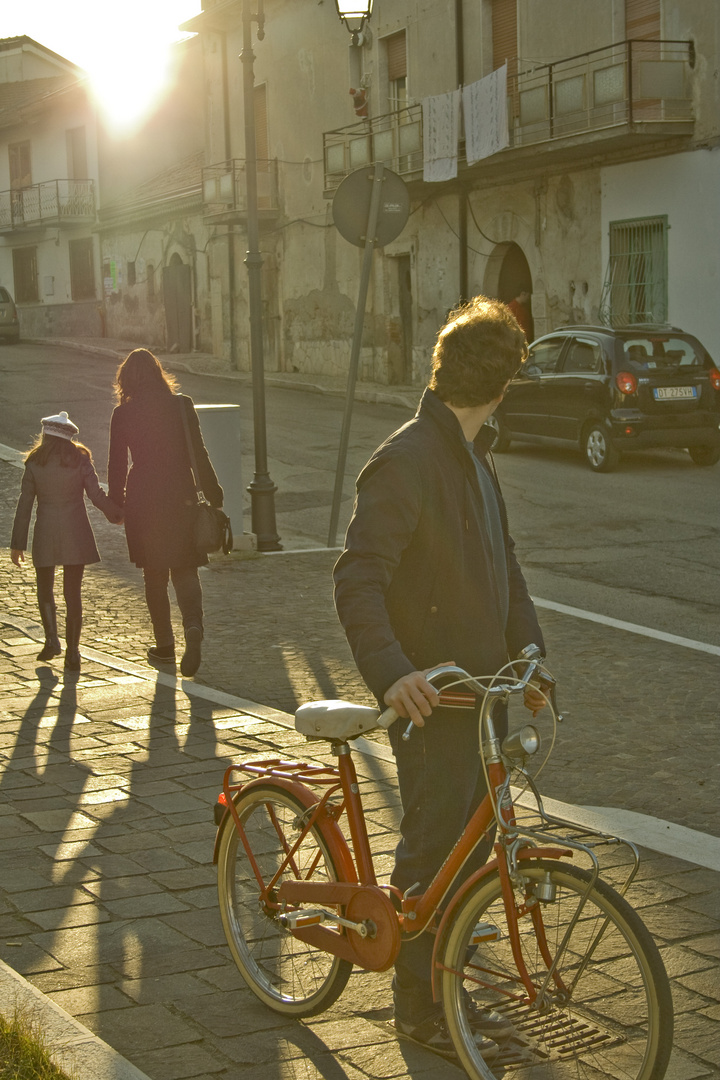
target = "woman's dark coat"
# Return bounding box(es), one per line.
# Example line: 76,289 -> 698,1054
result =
11,454 -> 118,568
108,391 -> 223,569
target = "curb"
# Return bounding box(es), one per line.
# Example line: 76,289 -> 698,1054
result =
23,337 -> 421,411
0,959 -> 152,1080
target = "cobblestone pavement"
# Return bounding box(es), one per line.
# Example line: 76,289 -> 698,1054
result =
2,406 -> 720,1076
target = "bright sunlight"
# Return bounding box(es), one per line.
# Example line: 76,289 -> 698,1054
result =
2,0 -> 202,133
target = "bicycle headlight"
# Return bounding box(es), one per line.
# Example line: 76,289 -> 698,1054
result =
502,725 -> 540,760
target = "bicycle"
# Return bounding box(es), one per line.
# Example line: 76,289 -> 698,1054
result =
212,647 -> 673,1080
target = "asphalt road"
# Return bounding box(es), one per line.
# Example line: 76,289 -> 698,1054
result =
2,342 -> 719,647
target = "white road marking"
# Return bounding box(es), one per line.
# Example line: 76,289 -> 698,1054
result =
533,596 -> 720,656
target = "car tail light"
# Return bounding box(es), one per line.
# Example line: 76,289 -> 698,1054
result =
615,371 -> 637,395
709,367 -> 720,391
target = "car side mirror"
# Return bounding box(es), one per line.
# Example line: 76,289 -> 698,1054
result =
524,364 -> 542,378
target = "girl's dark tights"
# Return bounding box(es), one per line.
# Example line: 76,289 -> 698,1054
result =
36,565 -> 85,622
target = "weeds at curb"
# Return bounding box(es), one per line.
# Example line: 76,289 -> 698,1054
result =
0,1011 -> 74,1080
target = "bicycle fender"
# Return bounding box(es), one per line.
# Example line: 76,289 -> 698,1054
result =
212,775 -> 357,884
430,846 -> 572,1001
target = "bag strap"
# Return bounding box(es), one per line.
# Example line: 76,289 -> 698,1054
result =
177,395 -> 204,500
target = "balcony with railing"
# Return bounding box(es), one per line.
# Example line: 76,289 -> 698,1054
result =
0,180 -> 96,231
202,158 -> 280,223
323,39 -> 695,192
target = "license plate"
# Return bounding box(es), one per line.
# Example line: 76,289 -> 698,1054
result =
653,386 -> 697,400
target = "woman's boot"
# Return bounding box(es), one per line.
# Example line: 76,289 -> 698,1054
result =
180,625 -> 203,678
37,602 -> 62,661
64,616 -> 82,671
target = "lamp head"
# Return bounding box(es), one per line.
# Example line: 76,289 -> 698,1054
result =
335,0 -> 373,44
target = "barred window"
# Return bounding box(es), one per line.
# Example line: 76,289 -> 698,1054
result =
607,216 -> 668,326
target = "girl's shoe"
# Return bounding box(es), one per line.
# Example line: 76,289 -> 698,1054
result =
147,645 -> 176,664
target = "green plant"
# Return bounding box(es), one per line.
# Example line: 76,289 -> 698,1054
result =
0,1011 -> 74,1080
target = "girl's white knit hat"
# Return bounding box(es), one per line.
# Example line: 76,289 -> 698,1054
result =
41,411 -> 79,441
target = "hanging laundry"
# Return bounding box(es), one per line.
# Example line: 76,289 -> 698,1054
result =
463,63 -> 510,164
422,89 -> 461,182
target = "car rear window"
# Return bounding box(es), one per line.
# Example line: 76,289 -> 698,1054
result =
620,335 -> 705,371
0,288 -> 11,303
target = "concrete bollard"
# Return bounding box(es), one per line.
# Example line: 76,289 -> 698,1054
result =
194,404 -> 249,549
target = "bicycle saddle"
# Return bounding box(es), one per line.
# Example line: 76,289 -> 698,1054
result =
295,700 -> 381,741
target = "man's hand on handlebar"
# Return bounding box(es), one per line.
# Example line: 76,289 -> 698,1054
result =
383,663 -> 455,727
524,684 -> 548,717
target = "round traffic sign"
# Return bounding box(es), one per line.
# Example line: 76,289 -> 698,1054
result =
332,166 -> 410,248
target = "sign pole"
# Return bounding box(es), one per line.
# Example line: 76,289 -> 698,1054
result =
327,161 -> 386,548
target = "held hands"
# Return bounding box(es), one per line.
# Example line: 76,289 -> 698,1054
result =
383,661 -> 456,728
10,549 -> 25,567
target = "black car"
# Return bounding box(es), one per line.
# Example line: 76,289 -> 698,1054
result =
488,324 -> 720,471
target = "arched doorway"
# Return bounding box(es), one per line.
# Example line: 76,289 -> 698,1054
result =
483,241 -> 534,338
163,252 -> 193,352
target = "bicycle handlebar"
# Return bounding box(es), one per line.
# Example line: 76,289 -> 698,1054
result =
377,646 -> 553,739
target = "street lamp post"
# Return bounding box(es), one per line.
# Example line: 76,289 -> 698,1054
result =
241,0 -> 281,551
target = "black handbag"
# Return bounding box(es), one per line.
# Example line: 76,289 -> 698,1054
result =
178,397 -> 233,555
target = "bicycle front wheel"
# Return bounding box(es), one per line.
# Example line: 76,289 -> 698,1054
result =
216,783 -> 353,1017
441,860 -> 673,1080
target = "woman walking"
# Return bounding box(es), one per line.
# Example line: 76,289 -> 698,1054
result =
10,411 -> 122,671
108,348 -> 223,678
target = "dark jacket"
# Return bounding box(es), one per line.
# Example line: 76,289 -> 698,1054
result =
333,388 -> 544,701
11,454 -> 120,568
108,391 -> 223,569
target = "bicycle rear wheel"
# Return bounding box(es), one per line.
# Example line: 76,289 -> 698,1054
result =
216,783 -> 353,1017
440,860 -> 673,1080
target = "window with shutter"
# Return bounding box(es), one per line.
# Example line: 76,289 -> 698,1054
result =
386,30 -> 408,112
626,0 -> 660,40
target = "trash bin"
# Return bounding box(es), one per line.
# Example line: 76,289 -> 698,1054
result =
194,404 -> 245,547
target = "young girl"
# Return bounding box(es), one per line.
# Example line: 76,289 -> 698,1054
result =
10,411 -> 122,671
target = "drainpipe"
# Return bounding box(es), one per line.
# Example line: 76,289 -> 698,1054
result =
221,31 -> 237,368
456,0 -> 468,302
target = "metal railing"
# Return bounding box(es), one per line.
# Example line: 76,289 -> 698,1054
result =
323,104 -> 423,191
322,39 -> 694,189
0,179 -> 95,230
511,38 -> 694,146
202,158 -> 279,213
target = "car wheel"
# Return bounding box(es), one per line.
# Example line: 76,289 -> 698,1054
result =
582,423 -> 620,472
688,445 -> 720,467
485,413 -> 511,453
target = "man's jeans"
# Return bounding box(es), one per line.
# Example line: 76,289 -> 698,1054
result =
388,703 -> 507,1025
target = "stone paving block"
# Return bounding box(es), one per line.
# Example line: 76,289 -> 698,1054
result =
149,867 -> 216,891
0,912 -> 38,937
119,971 -> 217,1004
194,963 -> 246,993
0,940 -> 63,974
48,983 -> 134,1014
103,893 -> 190,918
117,947 -> 227,981
678,967 -> 720,1003
180,989 -> 285,1037
78,853 -> 148,877
639,905 -> 720,942
171,840 -> 214,864
82,875 -> 164,901
127,847 -> 192,872
31,917 -> 196,968
82,1001 -> 201,1053
96,830 -> 167,853
171,885 -> 217,909
131,1043 -> 228,1080
19,808 -> 98,832
38,840 -> 103,861
680,892 -> 720,921
1,868 -> 54,892
161,907 -> 225,946
136,792 -> 209,816
673,1011 -> 720,1067
659,945 -> 719,979
27,904 -> 111,931
10,885 -> 97,913
28,964 -> 121,993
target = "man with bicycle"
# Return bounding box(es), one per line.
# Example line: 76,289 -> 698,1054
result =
333,295 -> 546,1061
